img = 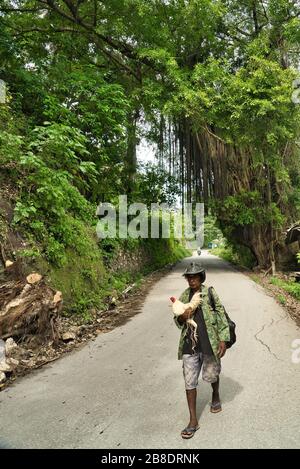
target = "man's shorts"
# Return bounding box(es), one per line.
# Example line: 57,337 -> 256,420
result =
182,353 -> 221,390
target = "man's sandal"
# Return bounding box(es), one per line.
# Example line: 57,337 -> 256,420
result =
210,402 -> 222,413
181,425 -> 199,439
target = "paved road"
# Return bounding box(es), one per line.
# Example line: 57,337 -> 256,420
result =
1,251 -> 300,449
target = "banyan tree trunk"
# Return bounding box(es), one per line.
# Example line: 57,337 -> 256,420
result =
230,224 -> 273,269
174,120 -> 295,269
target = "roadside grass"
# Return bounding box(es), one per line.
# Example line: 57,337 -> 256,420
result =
276,294 -> 287,305
270,276 -> 300,301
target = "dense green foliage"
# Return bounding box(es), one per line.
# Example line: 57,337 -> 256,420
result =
203,215 -> 223,247
0,0 -> 300,308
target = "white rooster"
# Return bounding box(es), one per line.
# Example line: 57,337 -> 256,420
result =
170,292 -> 202,352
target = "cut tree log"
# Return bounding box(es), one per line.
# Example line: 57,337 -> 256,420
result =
26,273 -> 42,285
0,273 -> 62,343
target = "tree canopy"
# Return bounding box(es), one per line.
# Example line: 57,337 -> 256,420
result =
0,0 -> 300,269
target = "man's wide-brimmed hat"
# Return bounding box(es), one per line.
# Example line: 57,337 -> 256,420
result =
182,261 -> 205,277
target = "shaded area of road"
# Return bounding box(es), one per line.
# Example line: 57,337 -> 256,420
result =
0,251 -> 299,448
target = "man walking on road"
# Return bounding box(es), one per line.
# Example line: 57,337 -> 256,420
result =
174,261 -> 230,439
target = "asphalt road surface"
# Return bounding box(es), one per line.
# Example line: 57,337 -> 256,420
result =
1,251 -> 300,449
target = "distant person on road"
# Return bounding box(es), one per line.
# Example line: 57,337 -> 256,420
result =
173,261 -> 230,439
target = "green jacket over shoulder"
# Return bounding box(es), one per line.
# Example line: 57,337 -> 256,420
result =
173,285 -> 230,361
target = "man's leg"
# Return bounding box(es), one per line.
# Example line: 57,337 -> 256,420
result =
181,354 -> 202,435
211,377 -> 220,404
202,355 -> 222,413
211,377 -> 222,412
185,388 -> 198,428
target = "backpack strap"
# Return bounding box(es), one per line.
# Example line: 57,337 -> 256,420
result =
208,286 -> 216,311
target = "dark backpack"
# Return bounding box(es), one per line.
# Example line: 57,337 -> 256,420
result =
208,287 -> 236,349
